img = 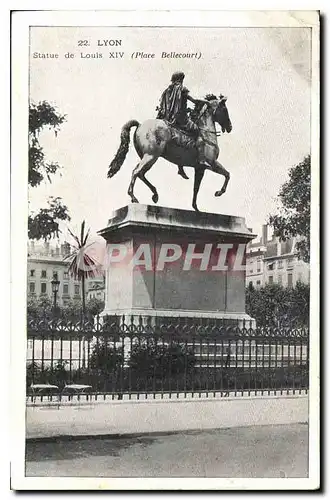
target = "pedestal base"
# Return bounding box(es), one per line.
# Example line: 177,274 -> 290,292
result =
100,308 -> 255,329
99,204 -> 256,326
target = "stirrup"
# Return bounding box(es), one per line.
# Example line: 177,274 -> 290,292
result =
199,160 -> 212,168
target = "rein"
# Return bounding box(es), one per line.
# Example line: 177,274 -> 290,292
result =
197,103 -> 222,142
199,128 -> 222,136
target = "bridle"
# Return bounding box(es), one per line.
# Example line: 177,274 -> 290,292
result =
197,101 -> 225,137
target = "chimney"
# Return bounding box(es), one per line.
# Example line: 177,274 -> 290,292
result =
44,241 -> 50,255
261,224 -> 268,245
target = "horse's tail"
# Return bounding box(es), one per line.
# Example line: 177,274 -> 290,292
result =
107,120 -> 140,178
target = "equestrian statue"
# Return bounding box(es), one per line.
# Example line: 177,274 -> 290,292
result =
107,71 -> 232,212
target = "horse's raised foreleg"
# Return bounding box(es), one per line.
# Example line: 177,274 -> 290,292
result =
139,170 -> 159,204
192,165 -> 206,212
128,154 -> 158,204
210,160 -> 230,197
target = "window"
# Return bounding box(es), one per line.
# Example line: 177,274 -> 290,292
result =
74,284 -> 80,295
287,258 -> 294,269
29,282 -> 35,293
41,282 -> 47,294
256,280 -> 261,286
64,271 -> 69,280
257,259 -> 261,272
268,263 -> 275,271
63,284 -> 69,295
268,276 -> 274,284
278,260 -> 283,269
30,269 -> 35,277
278,274 -> 283,285
287,273 -> 293,288
41,270 -> 47,278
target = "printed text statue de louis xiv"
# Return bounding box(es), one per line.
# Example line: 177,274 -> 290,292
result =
108,71 -> 233,212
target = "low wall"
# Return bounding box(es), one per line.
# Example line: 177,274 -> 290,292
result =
26,394 -> 308,440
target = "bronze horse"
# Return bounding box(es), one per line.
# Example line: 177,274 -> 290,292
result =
107,95 -> 232,211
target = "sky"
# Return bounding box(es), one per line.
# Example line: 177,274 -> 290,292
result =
29,26 -> 311,242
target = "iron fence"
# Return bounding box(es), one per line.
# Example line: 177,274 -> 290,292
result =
26,314 -> 309,402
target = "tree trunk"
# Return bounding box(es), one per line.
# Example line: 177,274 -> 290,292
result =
81,274 -> 86,368
82,274 -> 86,316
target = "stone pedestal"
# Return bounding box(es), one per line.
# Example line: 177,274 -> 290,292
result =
98,204 -> 256,326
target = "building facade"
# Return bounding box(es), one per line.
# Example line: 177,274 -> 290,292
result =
246,225 -> 310,288
27,241 -> 104,306
86,283 -> 105,302
245,225 -> 268,288
263,238 -> 310,287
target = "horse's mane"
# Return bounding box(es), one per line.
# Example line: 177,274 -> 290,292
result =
190,94 -> 217,122
205,94 -> 217,101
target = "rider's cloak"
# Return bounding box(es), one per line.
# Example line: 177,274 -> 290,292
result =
157,82 -> 189,125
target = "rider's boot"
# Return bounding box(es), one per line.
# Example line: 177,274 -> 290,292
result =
177,165 -> 189,179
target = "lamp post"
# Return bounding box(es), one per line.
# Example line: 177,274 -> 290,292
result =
51,273 -> 60,317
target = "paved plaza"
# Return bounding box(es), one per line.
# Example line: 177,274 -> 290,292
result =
26,423 -> 308,478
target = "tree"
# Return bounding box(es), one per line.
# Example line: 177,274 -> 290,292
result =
86,297 -> 105,316
27,296 -> 53,322
129,341 -> 196,378
268,155 -> 311,262
61,297 -> 105,320
290,281 -> 310,327
246,283 -> 288,327
28,101 -> 71,240
245,283 -> 310,328
89,342 -> 124,374
65,221 -> 103,315
27,296 -> 105,323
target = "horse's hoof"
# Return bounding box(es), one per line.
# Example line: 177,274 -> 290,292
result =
192,204 -> 200,212
215,190 -> 225,197
178,171 -> 189,180
152,193 -> 159,204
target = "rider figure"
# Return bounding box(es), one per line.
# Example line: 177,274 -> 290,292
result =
156,72 -> 213,173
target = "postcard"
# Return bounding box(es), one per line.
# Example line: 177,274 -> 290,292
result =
10,9 -> 319,491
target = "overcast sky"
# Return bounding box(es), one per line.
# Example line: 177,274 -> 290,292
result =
29,26 -> 311,242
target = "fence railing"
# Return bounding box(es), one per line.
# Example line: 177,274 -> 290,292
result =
26,315 -> 309,402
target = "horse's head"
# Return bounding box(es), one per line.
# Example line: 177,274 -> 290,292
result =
205,94 -> 232,133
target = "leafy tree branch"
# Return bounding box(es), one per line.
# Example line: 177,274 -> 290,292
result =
28,101 -> 70,240
268,155 -> 311,262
